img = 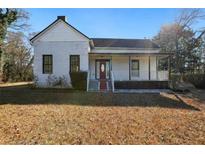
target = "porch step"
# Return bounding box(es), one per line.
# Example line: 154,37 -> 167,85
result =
88,80 -> 99,91
100,80 -> 107,91
88,80 -> 112,92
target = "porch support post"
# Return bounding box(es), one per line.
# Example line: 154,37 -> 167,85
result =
168,55 -> 171,81
129,56 -> 131,80
148,56 -> 151,80
156,56 -> 158,80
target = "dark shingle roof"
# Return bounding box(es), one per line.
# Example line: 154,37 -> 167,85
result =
92,38 -> 159,49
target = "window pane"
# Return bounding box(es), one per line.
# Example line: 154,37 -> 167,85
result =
131,60 -> 139,77
44,56 -> 49,64
132,60 -> 139,70
70,55 -> 80,72
48,56 -> 51,65
43,55 -> 52,74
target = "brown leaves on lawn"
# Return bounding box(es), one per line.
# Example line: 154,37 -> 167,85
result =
0,91 -> 205,144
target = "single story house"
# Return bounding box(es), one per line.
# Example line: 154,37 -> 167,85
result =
30,16 -> 172,92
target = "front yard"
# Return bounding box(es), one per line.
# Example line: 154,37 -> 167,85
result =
0,84 -> 204,144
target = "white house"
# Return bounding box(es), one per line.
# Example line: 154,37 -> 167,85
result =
30,16 -> 172,91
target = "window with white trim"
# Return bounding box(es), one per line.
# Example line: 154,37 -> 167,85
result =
131,60 -> 139,77
70,55 -> 80,72
43,55 -> 53,74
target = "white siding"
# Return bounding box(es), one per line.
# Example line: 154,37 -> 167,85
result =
33,20 -> 89,42
112,56 -> 129,80
89,57 -> 95,79
33,42 -> 89,87
150,56 -> 157,80
32,20 -> 90,87
130,56 -> 148,80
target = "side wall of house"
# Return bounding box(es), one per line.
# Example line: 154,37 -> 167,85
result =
33,20 -> 90,87
34,42 -> 89,86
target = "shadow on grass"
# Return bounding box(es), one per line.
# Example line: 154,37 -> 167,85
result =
0,86 -> 199,111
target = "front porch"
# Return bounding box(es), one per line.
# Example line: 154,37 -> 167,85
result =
87,53 -> 171,92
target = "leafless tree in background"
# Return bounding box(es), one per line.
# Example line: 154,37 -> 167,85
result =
154,9 -> 205,74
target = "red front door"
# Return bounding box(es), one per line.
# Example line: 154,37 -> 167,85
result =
100,61 -> 106,79
99,61 -> 107,90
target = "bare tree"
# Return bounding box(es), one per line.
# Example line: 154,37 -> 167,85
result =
2,32 -> 33,82
176,9 -> 205,42
154,9 -> 205,75
0,9 -> 30,82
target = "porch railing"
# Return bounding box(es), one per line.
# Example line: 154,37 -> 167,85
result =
86,70 -> 90,92
111,71 -> 115,92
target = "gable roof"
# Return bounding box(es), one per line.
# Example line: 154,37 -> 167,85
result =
91,38 -> 159,49
30,18 -> 90,43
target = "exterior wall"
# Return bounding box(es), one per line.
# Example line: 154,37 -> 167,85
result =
34,20 -> 88,42
33,41 -> 89,87
89,55 -> 168,81
130,56 -> 149,80
112,56 -> 129,80
32,20 -> 90,87
150,56 -> 157,80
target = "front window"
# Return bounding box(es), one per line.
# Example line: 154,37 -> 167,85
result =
131,60 -> 139,77
43,55 -> 53,74
70,55 -> 80,72
158,57 -> 168,71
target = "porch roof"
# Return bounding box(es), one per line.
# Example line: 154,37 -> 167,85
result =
91,38 -> 160,49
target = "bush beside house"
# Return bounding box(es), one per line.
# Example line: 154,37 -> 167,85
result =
182,74 -> 205,89
70,72 -> 87,90
170,74 -> 205,90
